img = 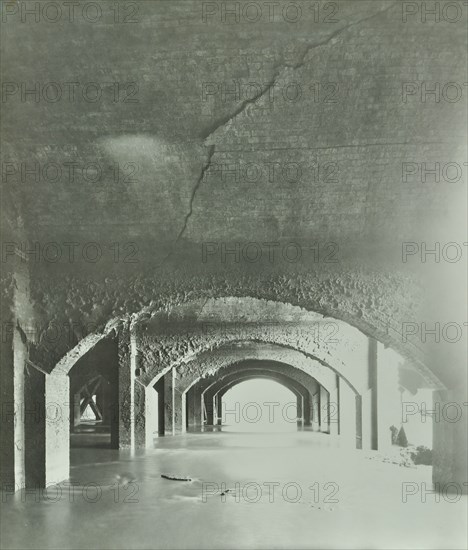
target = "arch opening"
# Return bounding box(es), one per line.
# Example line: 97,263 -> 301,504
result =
220,379 -> 300,433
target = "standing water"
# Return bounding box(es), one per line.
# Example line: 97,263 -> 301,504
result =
1,431 -> 466,549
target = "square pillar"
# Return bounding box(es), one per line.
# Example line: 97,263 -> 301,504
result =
320,386 -> 330,433
117,326 -> 146,448
215,394 -> 223,426
311,390 -> 320,431
164,369 -> 175,436
154,378 -> 165,435
204,392 -> 214,426
362,338 -> 378,450
44,373 -> 69,485
24,364 -> 46,488
303,394 -> 311,426
296,395 -> 304,427
432,388 -> 468,493
328,375 -> 339,436
0,327 -> 25,491
187,387 -> 202,431
376,343 -> 403,451
339,381 -> 358,448
173,375 -> 185,434
145,385 -> 159,447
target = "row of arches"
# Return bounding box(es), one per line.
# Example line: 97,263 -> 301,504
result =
3,296 -> 465,495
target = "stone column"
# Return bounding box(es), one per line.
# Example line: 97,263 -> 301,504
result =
145,385 -> 159,447
328,375 -> 339,436
361,337 -> 378,450
339,380 -> 358,448
215,393 -> 222,426
23,363 -> 69,487
296,394 -> 304,427
432,388 -> 468,494
320,386 -> 330,433
186,387 -> 203,431
303,393 -> 311,426
154,377 -> 165,435
0,327 -> 27,491
173,372 -> 185,434
204,392 -> 214,426
1,258 -> 34,491
117,324 -> 132,447
311,390 -> 321,431
118,325 -> 146,448
376,343 -> 403,451
164,369 -> 175,435
44,372 -> 69,485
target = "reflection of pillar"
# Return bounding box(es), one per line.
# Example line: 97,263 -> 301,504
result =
311,390 -> 321,431
187,387 -> 203,430
320,386 -> 330,433
433,388 -> 468,493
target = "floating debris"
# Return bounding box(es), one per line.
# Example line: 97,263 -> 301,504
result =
161,474 -> 192,482
220,488 -> 238,496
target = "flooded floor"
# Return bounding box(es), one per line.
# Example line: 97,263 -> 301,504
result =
1,431 -> 466,549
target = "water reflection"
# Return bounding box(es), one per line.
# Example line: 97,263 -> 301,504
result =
1,432 -> 466,549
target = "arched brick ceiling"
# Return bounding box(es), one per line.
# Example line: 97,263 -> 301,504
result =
2,1 -> 466,254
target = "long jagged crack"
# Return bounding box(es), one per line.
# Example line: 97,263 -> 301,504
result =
157,145 -> 216,267
201,1 -> 398,141
168,1 -> 398,258
173,145 -> 216,245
